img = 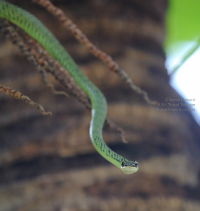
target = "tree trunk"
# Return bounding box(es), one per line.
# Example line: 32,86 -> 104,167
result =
0,0 -> 200,210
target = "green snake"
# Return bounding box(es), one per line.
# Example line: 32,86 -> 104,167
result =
0,0 -> 138,174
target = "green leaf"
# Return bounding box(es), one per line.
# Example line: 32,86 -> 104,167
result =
164,0 -> 200,50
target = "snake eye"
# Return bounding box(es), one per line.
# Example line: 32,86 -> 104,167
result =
121,161 -> 125,167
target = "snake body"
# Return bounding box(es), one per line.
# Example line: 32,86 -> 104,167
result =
0,0 -> 138,174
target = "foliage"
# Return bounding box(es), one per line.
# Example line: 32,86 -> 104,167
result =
165,0 -> 200,50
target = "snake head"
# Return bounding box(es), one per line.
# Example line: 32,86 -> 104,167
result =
120,160 -> 138,174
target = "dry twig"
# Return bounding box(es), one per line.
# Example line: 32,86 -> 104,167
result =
0,84 -> 52,115
33,0 -> 157,105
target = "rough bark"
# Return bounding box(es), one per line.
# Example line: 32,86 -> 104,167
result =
0,0 -> 200,211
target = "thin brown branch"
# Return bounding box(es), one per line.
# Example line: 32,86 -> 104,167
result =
33,0 -> 157,105
0,84 -> 52,116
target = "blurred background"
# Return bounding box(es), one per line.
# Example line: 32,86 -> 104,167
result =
165,0 -> 200,126
0,0 -> 200,211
